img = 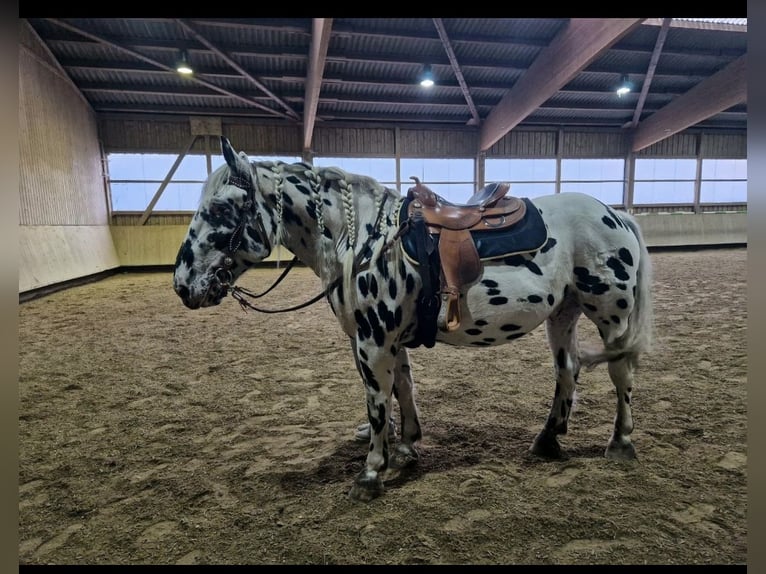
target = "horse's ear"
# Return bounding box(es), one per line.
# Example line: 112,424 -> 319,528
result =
221,136 -> 238,169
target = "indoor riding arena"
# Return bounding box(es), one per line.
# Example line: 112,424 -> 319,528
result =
18,18 -> 748,566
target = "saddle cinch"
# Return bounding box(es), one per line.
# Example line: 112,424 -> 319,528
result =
406,176 -> 527,332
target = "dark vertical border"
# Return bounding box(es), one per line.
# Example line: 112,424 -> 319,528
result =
2,10 -> 20,574
748,2 -> 764,571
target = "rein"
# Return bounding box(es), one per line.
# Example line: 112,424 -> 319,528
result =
217,168 -> 404,314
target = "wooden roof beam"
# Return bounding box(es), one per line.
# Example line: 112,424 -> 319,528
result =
631,53 -> 747,152
303,18 -> 333,152
479,18 -> 645,151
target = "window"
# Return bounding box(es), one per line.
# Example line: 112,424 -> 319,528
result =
400,158 -> 474,202
313,157 -> 397,188
107,152 -> 300,212
700,159 -> 747,203
560,159 -> 624,205
485,159 -> 556,198
633,158 -> 696,204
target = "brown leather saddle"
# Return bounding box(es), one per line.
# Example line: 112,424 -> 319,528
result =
406,176 -> 527,332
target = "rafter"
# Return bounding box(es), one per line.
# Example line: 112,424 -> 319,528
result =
479,18 -> 645,151
432,18 -> 481,126
303,18 -> 333,152
631,54 -> 747,151
44,18 -> 295,121
630,18 -> 671,128
174,18 -> 300,120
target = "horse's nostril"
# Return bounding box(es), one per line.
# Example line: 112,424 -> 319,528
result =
176,285 -> 190,300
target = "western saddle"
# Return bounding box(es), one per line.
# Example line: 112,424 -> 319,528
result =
406,176 -> 527,332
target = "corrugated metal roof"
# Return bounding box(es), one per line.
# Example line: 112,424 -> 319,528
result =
22,17 -> 747,134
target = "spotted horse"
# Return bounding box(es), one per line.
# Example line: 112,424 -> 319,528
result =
173,137 -> 654,502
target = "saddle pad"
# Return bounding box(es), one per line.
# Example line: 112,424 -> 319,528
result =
398,196 -> 549,263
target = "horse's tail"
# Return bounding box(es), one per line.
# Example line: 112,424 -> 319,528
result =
580,212 -> 654,370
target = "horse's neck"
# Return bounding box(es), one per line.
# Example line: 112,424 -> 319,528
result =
264,168 -> 395,282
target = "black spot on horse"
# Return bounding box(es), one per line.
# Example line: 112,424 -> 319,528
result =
486,288 -> 501,296
503,254 -> 525,267
358,275 -> 369,297
606,257 -> 630,281
355,309 -> 372,340
481,279 -> 499,288
617,298 -> 628,309
376,256 -> 389,280
605,206 -> 625,229
618,247 -> 634,267
177,239 -> 194,268
369,275 -> 379,299
525,260 -> 543,275
281,206 -> 303,227
547,294 -> 555,305
465,328 -> 482,336
500,324 -> 521,331
574,267 -> 610,295
506,332 -> 525,340
601,216 -> 617,229
483,338 -> 495,343
540,237 -> 557,254
471,341 -> 491,346
489,296 -> 508,305
528,295 -> 543,303
398,260 -> 407,281
405,274 -> 415,295
584,303 -> 597,312
475,319 -> 488,326
388,278 -> 397,300
359,362 -> 379,392
377,301 -> 396,331
322,227 -> 333,240
611,315 -> 621,324
367,308 -> 386,347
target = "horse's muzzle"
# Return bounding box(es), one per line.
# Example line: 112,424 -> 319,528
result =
175,276 -> 228,309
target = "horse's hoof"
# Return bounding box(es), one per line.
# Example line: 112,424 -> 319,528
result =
529,432 -> 568,460
348,472 -> 384,502
605,439 -> 637,461
390,446 -> 419,470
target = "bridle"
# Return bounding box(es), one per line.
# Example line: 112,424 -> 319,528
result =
213,172 -> 270,288
212,165 -> 401,314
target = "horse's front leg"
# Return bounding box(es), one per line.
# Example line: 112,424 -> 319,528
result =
389,346 -> 422,470
348,339 -> 396,502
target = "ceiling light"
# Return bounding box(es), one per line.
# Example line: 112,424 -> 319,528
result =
419,64 -> 435,88
176,49 -> 193,75
616,74 -> 632,97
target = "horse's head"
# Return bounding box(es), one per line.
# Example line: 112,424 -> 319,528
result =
173,137 -> 273,309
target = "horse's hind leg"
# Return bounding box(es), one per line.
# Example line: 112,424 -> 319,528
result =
530,299 -> 581,459
389,347 -> 422,470
605,355 -> 637,460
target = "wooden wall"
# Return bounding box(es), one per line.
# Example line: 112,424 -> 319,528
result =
19,22 -> 119,292
97,116 -> 746,160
